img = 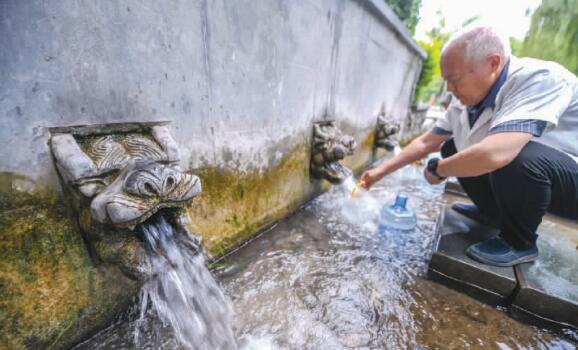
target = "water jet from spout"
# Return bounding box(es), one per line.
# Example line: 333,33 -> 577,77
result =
134,214 -> 237,350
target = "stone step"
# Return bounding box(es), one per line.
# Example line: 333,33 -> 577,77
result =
428,204 -> 578,332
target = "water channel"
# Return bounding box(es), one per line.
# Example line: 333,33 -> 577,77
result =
74,165 -> 576,350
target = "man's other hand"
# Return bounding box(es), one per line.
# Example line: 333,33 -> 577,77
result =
423,167 -> 444,185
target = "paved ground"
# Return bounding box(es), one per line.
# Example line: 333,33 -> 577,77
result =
429,186 -> 578,333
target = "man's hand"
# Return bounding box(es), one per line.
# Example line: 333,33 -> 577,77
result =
423,167 -> 444,185
359,131 -> 450,189
360,168 -> 383,189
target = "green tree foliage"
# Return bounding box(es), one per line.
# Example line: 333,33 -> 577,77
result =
520,0 -> 578,75
414,12 -> 449,103
509,37 -> 523,56
415,39 -> 442,102
384,0 -> 422,34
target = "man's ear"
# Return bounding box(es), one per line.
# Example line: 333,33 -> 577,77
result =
488,54 -> 502,73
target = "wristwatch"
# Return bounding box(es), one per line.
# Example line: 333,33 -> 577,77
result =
427,157 -> 446,180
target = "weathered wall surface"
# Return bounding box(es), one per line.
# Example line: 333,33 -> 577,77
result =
0,0 -> 424,348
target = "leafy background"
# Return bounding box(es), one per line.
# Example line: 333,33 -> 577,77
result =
384,0 -> 578,104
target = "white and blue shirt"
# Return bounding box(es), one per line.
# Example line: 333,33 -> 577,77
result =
433,56 -> 578,163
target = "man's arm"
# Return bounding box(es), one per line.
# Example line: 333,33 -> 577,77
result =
436,132 -> 533,178
361,131 -> 451,188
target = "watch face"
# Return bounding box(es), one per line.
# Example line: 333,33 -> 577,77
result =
427,158 -> 438,171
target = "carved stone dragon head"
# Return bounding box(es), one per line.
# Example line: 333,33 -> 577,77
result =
374,114 -> 400,151
310,122 -> 357,184
50,124 -> 201,280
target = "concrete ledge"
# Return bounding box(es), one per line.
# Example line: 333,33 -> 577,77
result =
427,267 -> 512,306
512,272 -> 578,329
428,205 -> 578,332
428,207 -> 517,302
512,217 -> 578,329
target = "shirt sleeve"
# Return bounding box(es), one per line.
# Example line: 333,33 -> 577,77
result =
431,126 -> 453,135
491,69 -> 573,131
489,119 -> 548,137
431,108 -> 455,135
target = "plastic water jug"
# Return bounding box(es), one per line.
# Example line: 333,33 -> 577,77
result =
378,194 -> 417,232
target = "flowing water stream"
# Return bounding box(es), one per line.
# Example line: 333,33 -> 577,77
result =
133,215 -> 237,350
75,165 -> 576,350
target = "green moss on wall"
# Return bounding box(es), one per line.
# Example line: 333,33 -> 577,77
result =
0,194 -> 90,349
342,129 -> 377,176
0,123 -> 381,349
187,145 -> 313,256
0,173 -> 57,212
187,128 -> 379,258
0,187 -> 138,350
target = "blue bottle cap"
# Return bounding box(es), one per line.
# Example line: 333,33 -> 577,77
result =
393,194 -> 408,209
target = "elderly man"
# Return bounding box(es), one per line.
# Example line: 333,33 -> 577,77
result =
361,26 -> 578,267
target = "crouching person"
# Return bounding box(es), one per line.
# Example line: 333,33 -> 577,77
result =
361,26 -> 578,267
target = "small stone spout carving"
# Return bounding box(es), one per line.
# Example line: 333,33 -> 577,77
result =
50,124 -> 201,280
374,114 -> 400,151
310,122 -> 357,184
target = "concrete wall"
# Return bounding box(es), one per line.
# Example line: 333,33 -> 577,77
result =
0,0 -> 424,348
1,0 -> 423,184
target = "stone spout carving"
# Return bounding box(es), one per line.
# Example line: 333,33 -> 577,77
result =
310,122 -> 357,184
50,124 -> 201,280
374,114 -> 400,151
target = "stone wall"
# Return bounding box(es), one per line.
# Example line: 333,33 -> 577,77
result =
0,0 -> 424,348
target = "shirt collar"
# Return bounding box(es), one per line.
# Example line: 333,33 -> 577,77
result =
467,59 -> 510,126
468,60 -> 510,111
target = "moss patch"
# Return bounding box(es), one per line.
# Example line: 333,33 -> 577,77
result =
0,173 -> 58,213
0,125 -> 381,348
187,145 -> 313,256
361,128 -> 376,149
186,129 -> 379,257
0,187 -> 138,350
343,130 -> 376,175
0,197 -> 91,349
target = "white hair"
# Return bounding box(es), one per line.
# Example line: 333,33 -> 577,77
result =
442,25 -> 511,64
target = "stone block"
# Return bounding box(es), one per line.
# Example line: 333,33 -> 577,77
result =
512,217 -> 578,329
428,206 -> 517,303
429,205 -> 578,331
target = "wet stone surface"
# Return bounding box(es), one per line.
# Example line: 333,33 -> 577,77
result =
514,216 -> 578,328
522,217 -> 578,304
431,189 -> 578,330
428,207 -> 517,303
75,166 -> 577,349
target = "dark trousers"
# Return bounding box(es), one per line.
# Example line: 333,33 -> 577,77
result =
441,139 -> 578,250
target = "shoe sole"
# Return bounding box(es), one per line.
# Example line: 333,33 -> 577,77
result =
466,248 -> 539,267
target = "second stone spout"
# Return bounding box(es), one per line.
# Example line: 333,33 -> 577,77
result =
374,114 -> 400,151
310,122 -> 357,184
